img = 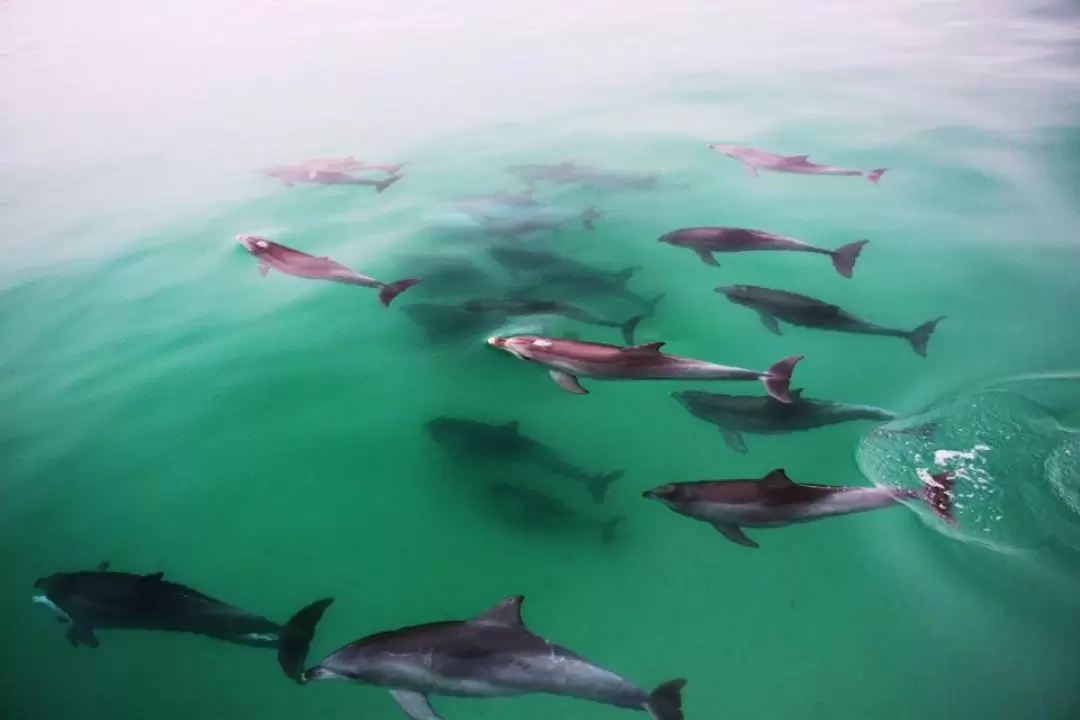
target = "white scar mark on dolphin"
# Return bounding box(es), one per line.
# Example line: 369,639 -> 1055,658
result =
533,339 -> 553,347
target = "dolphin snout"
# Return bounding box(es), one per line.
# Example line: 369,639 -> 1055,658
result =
487,336 -> 507,349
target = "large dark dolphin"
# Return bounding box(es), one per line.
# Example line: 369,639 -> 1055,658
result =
426,417 -> 622,503
487,335 -> 801,402
32,563 -> 333,683
238,235 -> 421,307
659,227 -> 867,278
717,284 -> 944,357
672,389 -> 899,453
302,595 -> 686,720
487,483 -> 624,544
461,297 -> 647,344
706,144 -> 886,183
643,468 -> 956,548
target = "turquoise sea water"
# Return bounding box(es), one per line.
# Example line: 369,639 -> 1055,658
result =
3,1 -> 1080,718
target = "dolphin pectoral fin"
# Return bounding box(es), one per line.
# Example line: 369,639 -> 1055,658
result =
258,261 -> 270,277
713,524 -> 759,548
721,430 -> 748,454
550,370 -> 588,395
95,561 -> 110,571
695,249 -> 720,267
67,624 -> 100,648
758,312 -> 782,335
743,164 -> 759,177
390,690 -> 444,720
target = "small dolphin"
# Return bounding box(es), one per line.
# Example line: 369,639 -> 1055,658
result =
717,284 -> 944,357
462,297 -> 646,344
238,235 -> 421,307
302,595 -> 686,720
262,165 -> 403,192
660,227 -> 868,279
32,563 -> 333,683
298,157 -> 406,174
672,389 -> 899,453
643,468 -> 956,548
487,335 -> 801,402
427,417 -> 622,503
487,483 -> 624,544
707,144 -> 886,183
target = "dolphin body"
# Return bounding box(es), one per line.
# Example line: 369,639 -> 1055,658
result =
508,163 -> 661,191
32,563 -> 333,683
643,468 -> 956,548
706,144 -> 886,183
426,417 -> 622,503
716,284 -> 944,357
238,235 -> 421,307
461,297 -> 647,344
297,156 -> 405,174
303,595 -> 686,720
487,335 -> 802,402
672,389 -> 899,453
469,204 -> 603,238
486,483 -> 624,544
262,165 -> 402,192
659,227 -> 868,279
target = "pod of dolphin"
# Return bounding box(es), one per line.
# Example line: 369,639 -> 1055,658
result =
33,145 -> 959,720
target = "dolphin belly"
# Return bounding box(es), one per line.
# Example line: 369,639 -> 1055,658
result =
489,654 -> 647,709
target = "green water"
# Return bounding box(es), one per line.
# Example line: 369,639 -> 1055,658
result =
3,1 -> 1080,718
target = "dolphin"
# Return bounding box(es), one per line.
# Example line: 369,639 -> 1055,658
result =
508,163 -> 661,191
461,297 -> 647,344
659,227 -> 868,278
706,144 -> 886,183
238,235 -> 421,307
426,417 -> 622,503
487,483 -> 624,544
302,595 -> 687,720
397,257 -> 498,297
672,389 -> 899,453
297,156 -> 406,174
643,468 -> 956,548
472,205 -> 604,237
32,563 -> 333,683
487,335 -> 802,402
716,284 -> 944,357
262,165 -> 403,192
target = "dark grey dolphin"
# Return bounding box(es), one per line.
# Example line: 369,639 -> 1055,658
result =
659,227 -> 868,278
644,468 -> 956,548
32,563 -> 332,683
238,235 -> 421,307
302,595 -> 686,720
487,483 -> 624,544
462,297 -> 647,344
672,389 -> 899,453
717,284 -> 944,357
426,417 -> 622,503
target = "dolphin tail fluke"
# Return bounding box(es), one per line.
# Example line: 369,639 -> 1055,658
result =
867,168 -> 887,184
580,206 -> 604,230
643,292 -> 667,316
922,471 -> 956,526
831,239 -> 868,279
762,355 -> 803,404
599,516 -> 624,545
278,597 -> 334,684
588,470 -> 623,504
379,278 -> 423,307
908,316 -> 945,357
376,174 -> 403,193
646,679 -> 687,720
621,315 -> 645,344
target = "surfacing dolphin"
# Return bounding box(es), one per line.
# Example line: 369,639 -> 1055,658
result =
706,144 -> 886,183
238,235 -> 421,307
487,335 -> 801,402
716,284 -> 944,357
643,468 -> 956,548
659,227 -> 868,279
672,389 -> 899,454
302,595 -> 687,720
32,563 -> 333,683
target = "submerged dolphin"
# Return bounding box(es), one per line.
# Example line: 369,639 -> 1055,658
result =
487,335 -> 801,402
706,144 -> 886,183
508,163 -> 661,191
672,389 -> 899,453
643,468 -> 956,548
262,165 -> 402,192
32,563 -> 333,683
238,235 -> 421,307
487,483 -> 624,545
427,417 -> 622,503
462,297 -> 647,344
303,595 -> 687,720
717,285 -> 944,357
660,227 -> 868,279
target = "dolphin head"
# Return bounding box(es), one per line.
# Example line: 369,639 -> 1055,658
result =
706,143 -> 737,157
301,665 -> 344,683
714,284 -> 755,306
642,483 -> 690,507
237,234 -> 273,256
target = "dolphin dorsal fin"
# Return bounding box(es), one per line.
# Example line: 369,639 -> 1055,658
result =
788,154 -> 809,162
789,389 -> 805,402
761,469 -> 795,489
96,562 -> 110,572
624,342 -> 665,353
142,572 -> 164,583
473,595 -> 526,627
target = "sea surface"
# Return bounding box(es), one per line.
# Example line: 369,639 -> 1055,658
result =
3,1 -> 1080,718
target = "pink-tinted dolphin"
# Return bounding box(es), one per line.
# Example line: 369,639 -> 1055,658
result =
487,335 -> 801,402
707,144 -> 886,183
238,235 -> 421,307
262,165 -> 402,192
643,468 -> 956,548
660,227 -> 868,278
298,156 -> 405,174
